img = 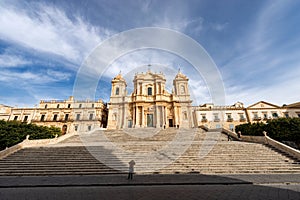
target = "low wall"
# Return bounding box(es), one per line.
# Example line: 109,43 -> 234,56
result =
202,127 -> 299,160
0,143 -> 23,159
240,135 -> 266,144
221,128 -> 240,141
221,128 -> 300,160
0,132 -> 77,159
265,136 -> 300,160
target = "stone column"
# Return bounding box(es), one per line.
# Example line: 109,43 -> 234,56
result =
156,105 -> 159,128
174,106 -> 177,127
123,103 -> 127,128
162,106 -> 166,128
141,106 -> 144,127
166,108 -> 169,127
133,106 -> 136,128
135,106 -> 139,127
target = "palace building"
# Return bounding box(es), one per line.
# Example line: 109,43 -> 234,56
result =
0,96 -> 107,134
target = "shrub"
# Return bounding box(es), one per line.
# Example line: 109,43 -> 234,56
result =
235,118 -> 300,144
0,120 -> 61,151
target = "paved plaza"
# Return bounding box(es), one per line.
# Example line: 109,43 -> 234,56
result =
0,174 -> 299,200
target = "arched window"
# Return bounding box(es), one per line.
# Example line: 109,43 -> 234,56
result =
148,87 -> 152,95
183,112 -> 187,120
180,85 -> 185,94
115,87 -> 119,95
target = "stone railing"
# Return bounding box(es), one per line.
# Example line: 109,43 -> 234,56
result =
265,135 -> 300,160
199,127 -> 300,160
222,129 -> 300,160
0,132 -> 77,159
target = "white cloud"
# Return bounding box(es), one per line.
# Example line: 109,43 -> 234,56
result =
0,69 -> 71,84
210,22 -> 228,31
153,17 -> 204,33
0,53 -> 31,67
0,3 -> 112,65
219,0 -> 300,106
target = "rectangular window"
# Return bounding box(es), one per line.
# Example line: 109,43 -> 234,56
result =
57,104 -> 59,108
88,125 -> 91,131
89,113 -> 94,120
76,114 -> 81,120
23,116 -> 28,122
272,113 -> 278,118
64,114 -> 69,121
148,87 -> 152,95
214,114 -> 220,122
263,113 -> 268,118
68,104 -> 71,108
285,113 -> 289,118
229,124 -> 234,131
13,116 -> 18,121
92,103 -> 94,108
53,114 -> 58,121
41,115 -> 45,121
79,104 -> 82,108
74,125 -> 78,131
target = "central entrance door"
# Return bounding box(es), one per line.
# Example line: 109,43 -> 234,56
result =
169,119 -> 173,127
147,114 -> 153,127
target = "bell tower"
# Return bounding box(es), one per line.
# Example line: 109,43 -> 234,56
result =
173,69 -> 190,100
173,70 -> 192,128
107,73 -> 127,129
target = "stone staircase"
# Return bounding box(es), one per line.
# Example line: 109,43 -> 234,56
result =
0,128 -> 299,176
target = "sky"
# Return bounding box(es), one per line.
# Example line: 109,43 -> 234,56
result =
0,0 -> 300,107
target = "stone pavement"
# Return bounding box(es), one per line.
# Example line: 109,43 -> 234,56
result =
0,174 -> 300,199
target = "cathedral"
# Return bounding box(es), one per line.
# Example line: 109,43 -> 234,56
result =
107,70 -> 193,129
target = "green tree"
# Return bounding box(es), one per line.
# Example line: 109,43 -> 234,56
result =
0,120 -> 61,151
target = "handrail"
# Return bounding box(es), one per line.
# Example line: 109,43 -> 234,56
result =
0,132 -> 77,159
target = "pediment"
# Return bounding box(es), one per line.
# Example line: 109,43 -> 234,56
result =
247,101 -> 280,109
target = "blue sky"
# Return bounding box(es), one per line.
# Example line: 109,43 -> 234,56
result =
0,0 -> 300,107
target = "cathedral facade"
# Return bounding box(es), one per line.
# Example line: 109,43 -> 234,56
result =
107,70 -> 193,129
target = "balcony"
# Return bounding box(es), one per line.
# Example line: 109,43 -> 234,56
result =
253,117 -> 261,121
201,119 -> 208,123
227,118 -> 234,122
214,118 -> 220,122
31,119 -> 74,123
239,118 -> 246,122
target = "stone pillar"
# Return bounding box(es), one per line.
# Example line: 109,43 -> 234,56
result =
133,106 -> 136,128
162,106 -> 165,128
123,103 -> 127,128
156,105 -> 159,128
135,106 -> 139,127
141,106 -> 144,127
165,107 -> 169,128
174,106 -> 178,127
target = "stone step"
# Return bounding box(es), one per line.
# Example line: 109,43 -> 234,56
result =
1,129 -> 299,176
